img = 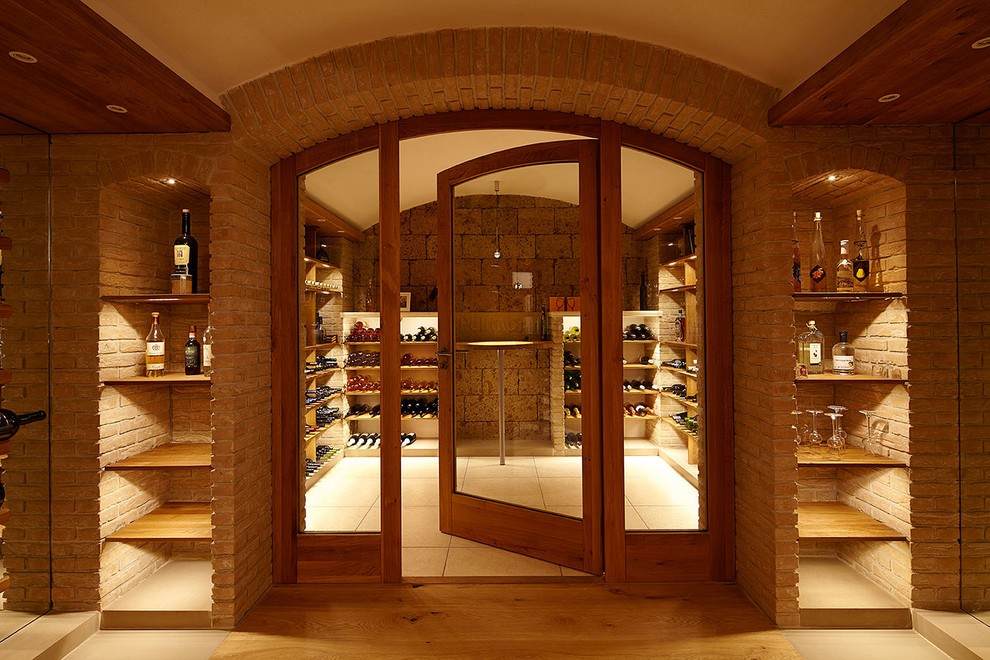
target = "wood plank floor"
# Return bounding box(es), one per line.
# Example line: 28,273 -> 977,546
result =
213,583 -> 800,659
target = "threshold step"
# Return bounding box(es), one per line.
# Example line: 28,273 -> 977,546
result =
102,560 -> 212,629
799,556 -> 911,628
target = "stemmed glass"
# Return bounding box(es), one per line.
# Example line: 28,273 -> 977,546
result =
827,405 -> 848,445
790,409 -> 808,449
859,409 -> 879,454
806,409 -> 824,456
825,412 -> 845,460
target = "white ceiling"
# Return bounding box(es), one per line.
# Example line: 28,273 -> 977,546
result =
81,0 -> 904,229
83,0 -> 905,103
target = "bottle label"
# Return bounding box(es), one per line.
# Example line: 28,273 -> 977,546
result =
174,245 -> 190,266
810,265 -> 826,283
809,342 -> 822,365
146,341 -> 165,357
833,356 -> 854,371
185,345 -> 200,368
853,260 -> 869,282
203,345 -> 213,368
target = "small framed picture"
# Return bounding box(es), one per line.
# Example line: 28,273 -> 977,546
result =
399,292 -> 412,312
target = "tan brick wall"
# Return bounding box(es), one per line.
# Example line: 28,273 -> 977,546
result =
0,135 -> 55,611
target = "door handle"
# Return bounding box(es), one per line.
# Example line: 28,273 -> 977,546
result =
436,348 -> 450,369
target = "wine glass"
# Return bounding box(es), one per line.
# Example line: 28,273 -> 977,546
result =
827,405 -> 848,444
859,409 -> 879,454
806,409 -> 824,455
790,409 -> 807,449
825,412 -> 845,460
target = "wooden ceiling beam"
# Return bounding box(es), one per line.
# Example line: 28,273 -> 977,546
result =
301,197 -> 365,243
769,0 -> 990,126
632,195 -> 694,241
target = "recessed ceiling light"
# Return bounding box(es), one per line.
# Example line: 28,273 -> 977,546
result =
878,94 -> 900,103
827,174 -> 838,182
8,51 -> 38,64
972,37 -> 990,49
106,104 -> 128,114
161,178 -> 176,185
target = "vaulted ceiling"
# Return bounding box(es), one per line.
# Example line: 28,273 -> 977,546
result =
2,0 -> 987,135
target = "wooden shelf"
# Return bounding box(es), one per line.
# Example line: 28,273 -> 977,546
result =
402,389 -> 439,395
793,291 -> 904,303
305,369 -> 340,379
622,339 -> 657,345
663,340 -> 698,350
623,364 -> 656,370
797,502 -> 906,541
303,256 -> 340,270
661,416 -> 698,440
102,293 -> 210,305
345,390 -> 381,397
661,366 -> 698,379
657,284 -> 697,294
105,502 -> 212,541
795,373 -> 906,383
105,443 -> 211,470
623,413 -> 659,420
104,374 -> 211,385
564,389 -> 583,395
798,446 -> 906,467
304,342 -> 339,351
622,388 -> 658,395
622,310 -> 664,318
346,341 -> 438,347
660,392 -> 698,410
304,285 -> 341,295
661,253 -> 698,269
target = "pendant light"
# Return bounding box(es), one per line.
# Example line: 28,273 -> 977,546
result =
493,180 -> 502,260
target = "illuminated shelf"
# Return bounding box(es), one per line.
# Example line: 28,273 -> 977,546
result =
793,291 -> 904,303
104,374 -> 211,385
797,502 -> 906,541
101,293 -> 210,305
797,446 -> 906,467
661,366 -> 698,379
795,373 -> 906,383
303,256 -> 340,270
106,503 -> 212,541
660,392 -> 698,411
657,284 -> 697,294
304,342 -> 339,351
105,444 -> 211,470
663,340 -> 698,350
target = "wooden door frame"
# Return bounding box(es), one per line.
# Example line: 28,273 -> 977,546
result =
271,110 -> 733,583
435,139 -> 603,574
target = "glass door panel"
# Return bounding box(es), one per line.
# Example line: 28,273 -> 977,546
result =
618,146 -> 705,532
438,140 -> 602,573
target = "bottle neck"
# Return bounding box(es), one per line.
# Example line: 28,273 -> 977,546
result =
181,213 -> 191,235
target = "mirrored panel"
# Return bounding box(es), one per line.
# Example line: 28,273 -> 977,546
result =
300,148 -> 381,532
619,146 -> 705,531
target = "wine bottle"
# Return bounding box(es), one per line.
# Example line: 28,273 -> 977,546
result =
831,330 -> 855,375
852,209 -> 869,292
540,306 -> 549,341
639,273 -> 648,310
145,312 -> 166,377
791,212 -> 801,292
809,211 -> 827,292
202,324 -> 213,377
184,324 -> 201,375
173,208 -> 199,293
835,239 -> 854,292
0,408 -> 46,442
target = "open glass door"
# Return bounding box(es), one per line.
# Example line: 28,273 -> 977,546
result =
436,140 -> 602,573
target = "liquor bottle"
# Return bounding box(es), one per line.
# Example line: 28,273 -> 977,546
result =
202,324 -> 213,377
145,312 -> 166,377
184,324 -> 201,375
852,209 -> 869,292
835,239 -> 854,292
791,212 -> 801,292
316,242 -> 330,262
831,330 -> 855,375
809,211 -> 827,292
639,273 -> 648,310
796,320 -> 824,375
173,208 -> 199,293
0,408 -> 46,442
673,309 -> 685,342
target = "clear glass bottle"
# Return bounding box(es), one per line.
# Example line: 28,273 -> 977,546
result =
184,324 -> 201,375
835,239 -> 854,292
809,211 -> 827,292
201,324 -> 213,377
791,212 -> 801,292
145,311 -> 166,377
796,320 -> 824,375
831,330 -> 855,375
852,209 -> 869,292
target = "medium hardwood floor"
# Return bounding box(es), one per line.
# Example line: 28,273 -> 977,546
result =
213,582 -> 800,659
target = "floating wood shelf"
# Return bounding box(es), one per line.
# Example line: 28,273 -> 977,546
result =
623,364 -> 656,370
105,444 -> 211,470
303,256 -> 340,270
795,374 -> 906,383
104,374 -> 211,385
102,294 -> 210,305
658,284 -> 697,294
303,342 -> 339,351
798,446 -> 906,467
663,340 -> 698,350
797,502 -> 906,541
660,392 -> 698,410
793,292 -> 904,303
661,366 -> 698,379
105,502 -> 211,541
